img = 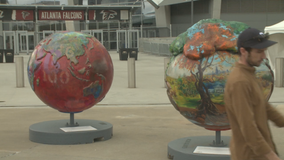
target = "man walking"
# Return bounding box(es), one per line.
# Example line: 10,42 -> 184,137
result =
225,28 -> 284,160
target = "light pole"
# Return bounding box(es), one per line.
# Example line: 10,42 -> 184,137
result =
191,0 -> 194,25
141,0 -> 143,38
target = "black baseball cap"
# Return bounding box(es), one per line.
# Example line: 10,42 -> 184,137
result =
237,28 -> 277,49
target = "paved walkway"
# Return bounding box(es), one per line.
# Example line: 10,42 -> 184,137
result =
0,51 -> 284,160
0,51 -> 171,108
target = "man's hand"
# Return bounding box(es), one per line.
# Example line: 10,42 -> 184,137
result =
265,151 -> 282,160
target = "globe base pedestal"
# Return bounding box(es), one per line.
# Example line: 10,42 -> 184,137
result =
168,136 -> 231,160
29,119 -> 113,145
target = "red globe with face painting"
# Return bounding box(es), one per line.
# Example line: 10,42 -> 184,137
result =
27,31 -> 113,113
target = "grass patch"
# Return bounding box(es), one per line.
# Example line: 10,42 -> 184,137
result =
174,95 -> 200,108
211,95 -> 225,105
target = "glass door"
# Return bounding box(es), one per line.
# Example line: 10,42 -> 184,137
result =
92,30 -> 103,43
116,30 -> 127,53
3,31 -> 16,53
128,30 -> 139,48
28,32 -> 35,51
16,31 -> 29,55
81,30 -> 104,44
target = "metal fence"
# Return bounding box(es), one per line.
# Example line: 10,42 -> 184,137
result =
139,37 -> 175,56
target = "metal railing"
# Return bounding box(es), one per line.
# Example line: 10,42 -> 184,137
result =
139,37 -> 175,56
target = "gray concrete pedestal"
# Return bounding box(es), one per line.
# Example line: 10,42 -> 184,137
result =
29,119 -> 113,145
168,136 -> 231,160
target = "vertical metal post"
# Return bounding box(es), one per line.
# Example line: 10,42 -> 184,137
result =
128,57 -> 136,88
191,0 -> 194,25
170,24 -> 172,37
35,6 -> 38,45
0,20 -> 3,49
216,130 -> 221,145
116,31 -> 119,53
70,113 -> 75,127
164,57 -> 170,88
15,31 -> 19,55
136,30 -> 139,49
129,9 -> 133,30
140,25 -> 143,38
3,32 -> 6,49
125,30 -> 128,48
140,0 -> 143,27
107,23 -> 110,50
13,32 -> 16,55
85,9 -> 89,30
55,21 -> 57,31
128,30 -> 132,48
26,32 -> 29,55
15,56 -> 25,88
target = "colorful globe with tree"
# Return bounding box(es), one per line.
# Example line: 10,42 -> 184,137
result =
166,19 -> 274,130
27,31 -> 113,113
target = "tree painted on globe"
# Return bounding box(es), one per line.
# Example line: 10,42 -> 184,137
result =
167,19 -> 274,130
166,19 -> 253,130
181,22 -> 242,119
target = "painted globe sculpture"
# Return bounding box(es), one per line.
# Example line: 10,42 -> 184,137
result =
27,31 -> 113,113
165,19 -> 274,130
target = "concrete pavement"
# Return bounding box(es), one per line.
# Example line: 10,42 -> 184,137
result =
0,51 -> 171,107
0,51 -> 284,160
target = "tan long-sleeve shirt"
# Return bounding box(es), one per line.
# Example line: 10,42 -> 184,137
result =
224,62 -> 284,160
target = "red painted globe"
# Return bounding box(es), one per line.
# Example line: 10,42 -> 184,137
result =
27,31 -> 113,113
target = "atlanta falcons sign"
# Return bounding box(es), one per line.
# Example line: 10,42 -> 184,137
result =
12,10 -> 34,21
100,10 -> 117,20
21,11 -> 30,19
89,9 -> 121,21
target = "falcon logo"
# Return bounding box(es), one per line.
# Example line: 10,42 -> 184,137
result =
0,10 -> 4,18
21,11 -> 30,19
100,10 -> 117,20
